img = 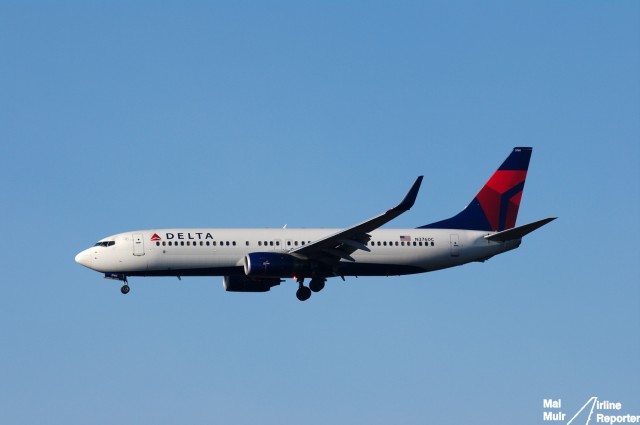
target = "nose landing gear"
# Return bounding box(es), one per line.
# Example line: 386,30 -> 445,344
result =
105,273 -> 130,295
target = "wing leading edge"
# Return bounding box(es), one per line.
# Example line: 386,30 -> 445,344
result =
289,176 -> 424,264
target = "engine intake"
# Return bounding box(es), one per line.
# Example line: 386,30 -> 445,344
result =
244,252 -> 309,277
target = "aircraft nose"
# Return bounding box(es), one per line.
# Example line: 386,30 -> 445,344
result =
75,249 -> 92,268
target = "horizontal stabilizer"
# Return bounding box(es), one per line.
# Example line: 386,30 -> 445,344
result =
484,217 -> 557,242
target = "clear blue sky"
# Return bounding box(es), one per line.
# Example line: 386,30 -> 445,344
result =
1,2 -> 638,424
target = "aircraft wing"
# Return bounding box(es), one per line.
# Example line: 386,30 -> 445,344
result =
289,176 -> 423,264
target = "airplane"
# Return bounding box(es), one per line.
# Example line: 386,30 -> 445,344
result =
75,147 -> 556,301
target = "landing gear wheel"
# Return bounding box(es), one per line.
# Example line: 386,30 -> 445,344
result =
121,284 -> 130,295
296,286 -> 311,301
309,278 -> 326,293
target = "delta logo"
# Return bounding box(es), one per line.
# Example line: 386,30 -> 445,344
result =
150,233 -> 162,241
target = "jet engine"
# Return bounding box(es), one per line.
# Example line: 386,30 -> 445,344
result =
244,252 -> 309,278
223,276 -> 282,292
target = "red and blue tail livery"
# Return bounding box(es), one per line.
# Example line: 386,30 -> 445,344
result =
420,147 -> 532,232
76,147 -> 555,301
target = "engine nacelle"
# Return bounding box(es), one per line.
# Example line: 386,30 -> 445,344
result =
244,252 -> 309,277
223,275 -> 281,292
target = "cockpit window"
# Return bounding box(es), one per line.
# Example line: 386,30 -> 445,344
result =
94,241 -> 116,247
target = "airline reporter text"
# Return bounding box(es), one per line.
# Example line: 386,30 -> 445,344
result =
596,414 -> 640,423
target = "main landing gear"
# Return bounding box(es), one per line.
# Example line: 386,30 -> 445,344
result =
309,278 -> 325,293
295,277 -> 326,301
296,285 -> 311,302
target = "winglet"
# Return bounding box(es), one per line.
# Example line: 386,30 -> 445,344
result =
395,176 -> 423,212
290,176 -> 424,259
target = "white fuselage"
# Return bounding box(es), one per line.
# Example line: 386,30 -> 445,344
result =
74,148 -> 553,300
75,227 -> 520,278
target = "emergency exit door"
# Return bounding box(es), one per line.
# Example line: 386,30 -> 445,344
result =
450,234 -> 460,257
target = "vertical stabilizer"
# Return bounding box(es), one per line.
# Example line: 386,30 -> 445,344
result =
420,147 -> 532,231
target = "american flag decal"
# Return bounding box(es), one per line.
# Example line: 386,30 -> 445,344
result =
400,235 -> 412,242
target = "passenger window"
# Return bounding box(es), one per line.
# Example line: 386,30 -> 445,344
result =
206,241 -> 210,246
181,241 -> 185,246
269,241 -> 273,246
232,241 -> 236,246
162,241 -> 166,246
246,241 -> 249,246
